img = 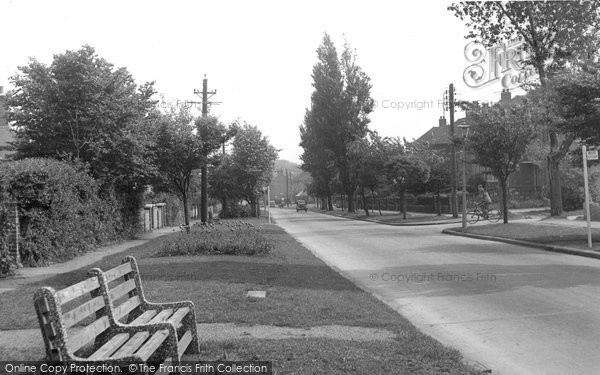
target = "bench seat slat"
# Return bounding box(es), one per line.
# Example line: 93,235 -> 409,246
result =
104,263 -> 133,283
56,277 -> 100,305
68,316 -> 111,353
62,296 -> 105,329
130,310 -> 159,325
88,333 -> 130,360
177,330 -> 192,358
110,332 -> 149,358
136,329 -> 170,362
109,279 -> 137,301
167,307 -> 190,329
114,296 -> 141,322
149,309 -> 174,324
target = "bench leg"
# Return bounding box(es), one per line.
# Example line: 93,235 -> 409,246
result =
183,310 -> 200,355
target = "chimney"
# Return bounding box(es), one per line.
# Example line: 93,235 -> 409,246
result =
438,116 -> 447,127
501,88 -> 511,103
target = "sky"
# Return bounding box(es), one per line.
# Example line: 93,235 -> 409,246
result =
0,0 -> 524,163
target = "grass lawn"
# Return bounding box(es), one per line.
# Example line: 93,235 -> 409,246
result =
458,223 -> 600,250
0,217 -> 481,374
310,207 -> 459,225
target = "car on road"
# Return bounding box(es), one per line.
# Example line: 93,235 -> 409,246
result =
296,200 -> 307,212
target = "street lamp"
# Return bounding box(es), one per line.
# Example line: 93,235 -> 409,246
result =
457,124 -> 471,231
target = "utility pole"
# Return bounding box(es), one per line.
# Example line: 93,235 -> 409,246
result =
195,75 -> 218,224
448,83 -> 458,218
286,168 -> 289,207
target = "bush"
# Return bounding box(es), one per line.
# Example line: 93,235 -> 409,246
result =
0,253 -> 15,278
156,220 -> 273,256
506,198 -> 550,209
561,166 -> 586,212
219,203 -> 252,219
0,158 -> 124,265
0,204 -> 16,277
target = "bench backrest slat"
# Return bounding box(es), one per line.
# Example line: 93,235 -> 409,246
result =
56,277 -> 101,305
109,279 -> 137,301
104,262 -> 133,283
113,295 -> 141,322
68,315 -> 111,353
62,295 -> 106,329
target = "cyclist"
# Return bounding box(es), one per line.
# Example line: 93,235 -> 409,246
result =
477,184 -> 492,218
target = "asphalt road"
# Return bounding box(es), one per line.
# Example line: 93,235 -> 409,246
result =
271,208 -> 600,375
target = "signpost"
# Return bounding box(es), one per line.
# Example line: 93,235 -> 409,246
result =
582,146 -> 596,248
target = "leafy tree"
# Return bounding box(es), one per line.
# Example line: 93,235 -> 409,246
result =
530,65 -> 600,145
300,108 -> 336,211
7,45 -> 157,230
384,155 -> 430,219
350,132 -> 404,216
153,108 -> 201,231
300,34 -> 342,211
449,1 -> 600,216
405,139 -> 452,215
230,123 -> 278,217
208,155 -> 240,217
467,101 -> 536,223
300,34 -> 373,213
195,116 -> 237,223
349,138 -> 379,216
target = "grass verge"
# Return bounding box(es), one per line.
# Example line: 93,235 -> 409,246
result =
0,217 -> 481,373
309,207 -> 460,225
454,223 -> 600,251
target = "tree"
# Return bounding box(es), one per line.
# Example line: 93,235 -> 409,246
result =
300,34 -> 374,213
230,123 -> 278,217
405,139 -> 452,215
7,45 -> 157,231
300,109 -> 336,211
530,65 -> 600,146
467,101 -> 536,223
300,34 -> 342,211
153,108 -> 201,231
384,155 -> 430,220
449,1 -> 600,216
208,155 -> 240,218
195,116 -> 237,222
349,132 -> 403,216
349,138 -> 380,216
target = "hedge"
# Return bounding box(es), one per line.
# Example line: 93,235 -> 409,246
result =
0,158 -> 125,266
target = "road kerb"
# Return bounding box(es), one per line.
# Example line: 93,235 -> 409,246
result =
442,228 -> 600,260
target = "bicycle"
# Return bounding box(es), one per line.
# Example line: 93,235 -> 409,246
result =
466,202 -> 502,224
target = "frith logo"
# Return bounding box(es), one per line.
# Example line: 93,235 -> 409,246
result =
463,40 -> 537,89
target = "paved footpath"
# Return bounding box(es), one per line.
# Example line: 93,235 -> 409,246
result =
0,225 -> 185,294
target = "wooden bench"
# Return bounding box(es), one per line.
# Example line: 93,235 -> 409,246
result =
34,256 -> 199,369
34,269 -> 181,368
99,256 -> 199,358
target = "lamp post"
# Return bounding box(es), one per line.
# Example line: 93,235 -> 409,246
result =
457,124 -> 471,231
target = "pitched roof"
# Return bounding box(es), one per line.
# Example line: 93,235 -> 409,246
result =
415,91 -> 524,146
415,121 -> 468,146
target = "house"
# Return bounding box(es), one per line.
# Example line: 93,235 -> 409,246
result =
0,86 -> 15,161
415,89 -> 545,198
